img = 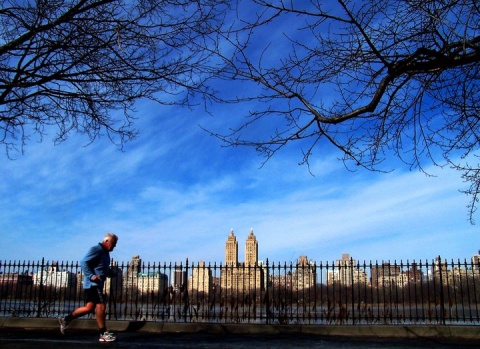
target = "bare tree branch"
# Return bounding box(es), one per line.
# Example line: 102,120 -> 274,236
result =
0,0 -> 229,154
206,0 -> 480,223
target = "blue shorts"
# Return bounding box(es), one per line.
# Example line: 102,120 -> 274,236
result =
84,287 -> 105,304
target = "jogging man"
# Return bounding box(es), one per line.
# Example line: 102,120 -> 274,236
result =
59,232 -> 119,342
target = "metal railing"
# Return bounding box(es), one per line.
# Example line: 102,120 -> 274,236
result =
1,257 -> 479,325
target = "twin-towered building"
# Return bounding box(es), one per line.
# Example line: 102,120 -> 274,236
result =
225,228 -> 259,266
220,228 -> 264,292
204,228 -> 317,293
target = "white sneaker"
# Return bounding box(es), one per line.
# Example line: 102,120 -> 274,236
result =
99,331 -> 116,342
58,317 -> 69,334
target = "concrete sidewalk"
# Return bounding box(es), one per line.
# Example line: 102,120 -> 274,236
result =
1,317 -> 479,343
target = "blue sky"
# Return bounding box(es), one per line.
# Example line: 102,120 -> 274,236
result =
1,95 -> 478,266
1,1 -> 478,266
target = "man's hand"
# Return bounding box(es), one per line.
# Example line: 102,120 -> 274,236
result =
91,275 -> 102,282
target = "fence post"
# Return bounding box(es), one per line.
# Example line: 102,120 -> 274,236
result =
438,255 -> 446,325
36,258 -> 44,318
350,257 -> 355,325
265,259 -> 270,324
183,259 -> 189,322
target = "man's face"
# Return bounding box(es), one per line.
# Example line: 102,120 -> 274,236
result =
105,238 -> 117,251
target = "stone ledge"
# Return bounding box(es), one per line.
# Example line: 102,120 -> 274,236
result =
1,318 -> 479,340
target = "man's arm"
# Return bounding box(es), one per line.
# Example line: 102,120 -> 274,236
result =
80,246 -> 100,281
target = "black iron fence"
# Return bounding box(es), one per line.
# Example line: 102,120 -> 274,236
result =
1,256 -> 479,325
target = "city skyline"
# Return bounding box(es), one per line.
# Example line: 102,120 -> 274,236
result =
2,226 -> 480,308
4,229 -> 477,268
3,246 -> 480,326
5,245 -> 480,295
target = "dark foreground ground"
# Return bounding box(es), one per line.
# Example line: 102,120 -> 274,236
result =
0,329 -> 478,349
1,318 -> 479,348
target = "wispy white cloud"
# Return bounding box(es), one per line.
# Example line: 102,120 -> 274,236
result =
0,98 -> 476,267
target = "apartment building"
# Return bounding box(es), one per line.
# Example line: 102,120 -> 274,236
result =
189,261 -> 213,295
220,229 -> 264,292
33,262 -> 76,289
123,255 -> 167,299
327,253 -> 368,286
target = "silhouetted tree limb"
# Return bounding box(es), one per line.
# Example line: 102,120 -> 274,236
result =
207,0 -> 480,223
0,0 -> 228,154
